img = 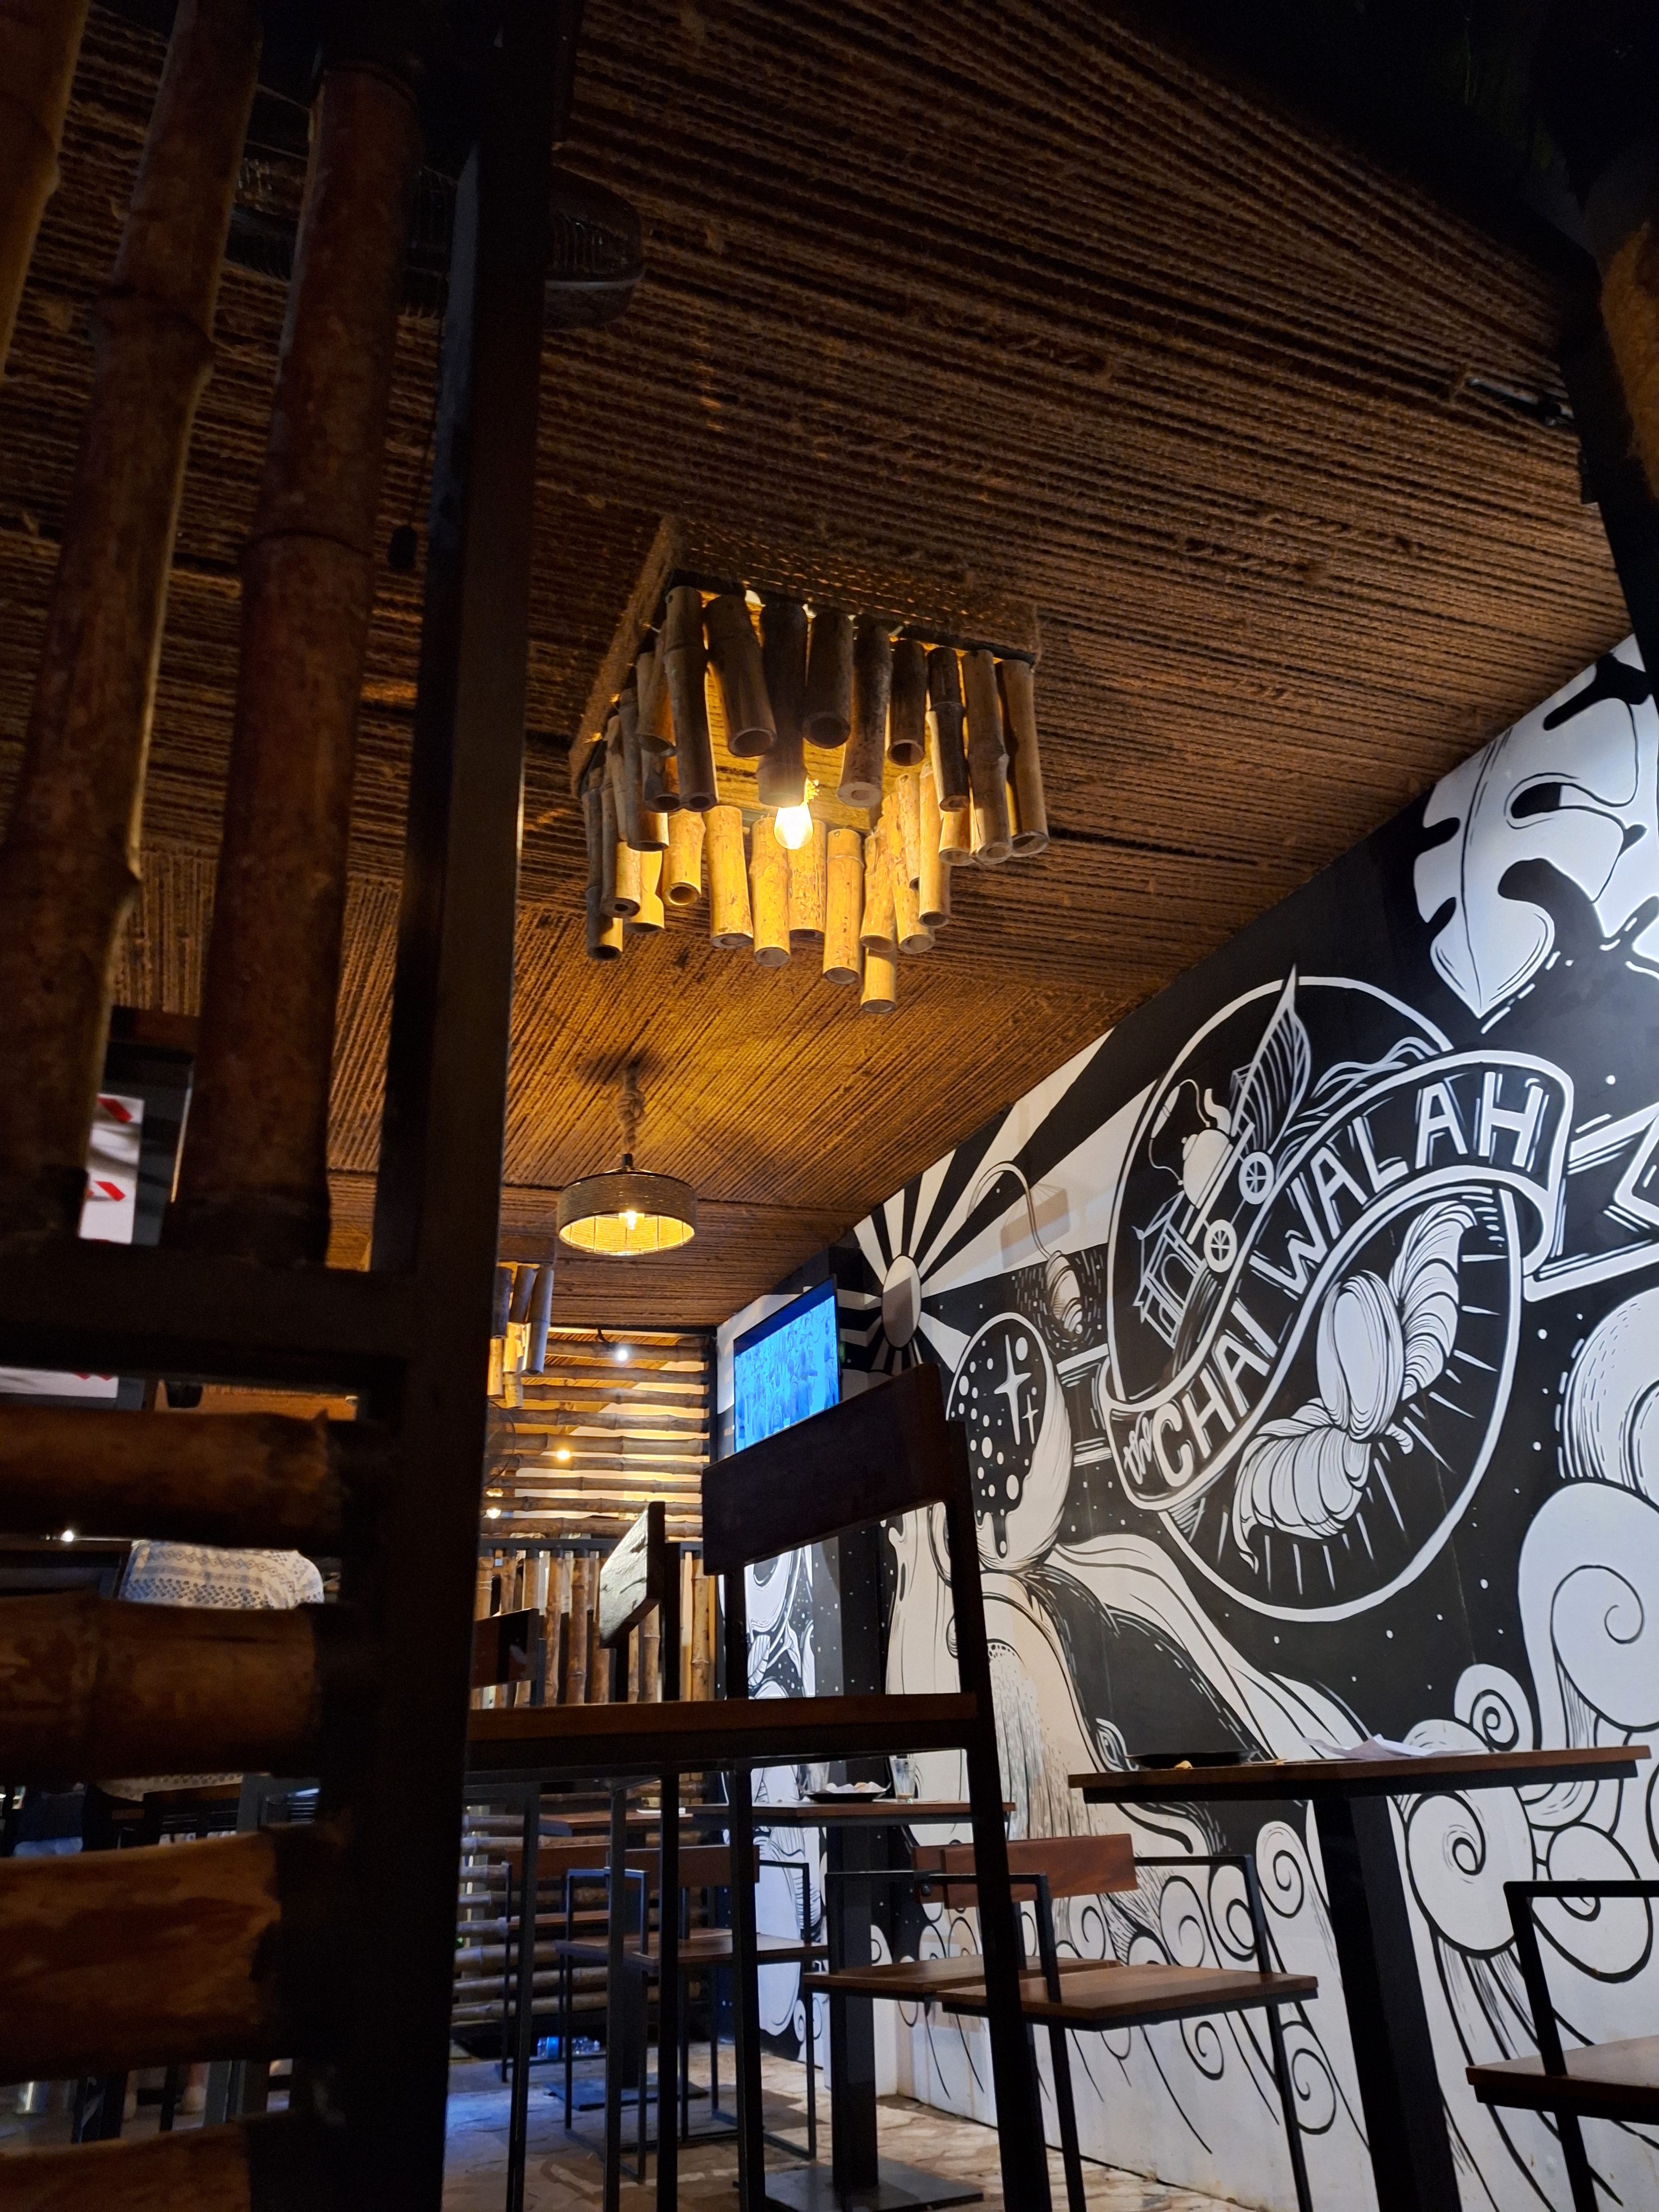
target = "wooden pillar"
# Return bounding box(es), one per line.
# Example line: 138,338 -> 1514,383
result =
0,0 -> 90,378
758,596 -> 808,808
169,49 -> 423,1265
0,0 -> 260,1244
822,827 -> 863,983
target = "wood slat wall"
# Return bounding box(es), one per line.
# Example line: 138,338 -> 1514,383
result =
485,1326 -> 710,1544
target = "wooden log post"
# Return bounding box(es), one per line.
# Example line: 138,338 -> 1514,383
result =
890,825 -> 933,956
633,848 -> 665,931
167,52 -> 423,1265
999,658 -> 1048,854
749,822 -> 789,967
919,764 -> 950,930
822,827 -> 863,984
0,1406 -> 369,1551
859,818 -> 896,951
896,769 -> 922,888
0,1589 -> 344,1784
704,594 -> 775,758
757,597 -> 808,808
840,615 -> 890,806
0,0 -> 259,1244
887,636 -> 928,767
0,1822 -> 343,2080
664,806 -> 704,906
788,815 -> 827,943
616,692 -> 648,848
961,648 -> 1012,863
925,645 -> 970,812
0,0 -> 91,378
802,605 -> 853,745
704,804 -> 753,948
663,584 -> 718,809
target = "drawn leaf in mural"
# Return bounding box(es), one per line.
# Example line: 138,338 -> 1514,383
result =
1232,1201 -> 1475,1558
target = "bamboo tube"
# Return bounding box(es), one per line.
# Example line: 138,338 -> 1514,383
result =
633,848 -> 665,931
640,1613 -> 660,1702
860,820 -> 896,950
822,827 -> 863,983
919,766 -> 950,930
689,1567 -> 712,1701
606,715 -> 641,854
925,646 -> 970,811
664,806 -> 704,905
896,770 -> 922,887
861,944 -> 898,1014
635,639 -> 672,756
642,743 -> 679,816
167,62 -> 422,1266
663,584 -> 717,809
758,597 -> 808,808
565,1558 -> 589,1703
0,1822 -> 343,2079
891,838 -> 932,955
961,648 -> 1012,861
888,637 -> 928,767
0,1406 -> 365,1551
999,658 -> 1049,854
704,805 -> 752,948
802,606 -> 853,744
526,1259 -> 555,1373
840,616 -> 890,806
475,1553 -> 495,1622
938,789 -> 971,864
581,775 -> 605,908
599,779 -> 619,914
612,837 -> 642,920
788,816 -> 828,942
0,0 -> 91,380
0,0 -> 259,1244
617,693 -> 647,848
750,825 -> 789,967
0,2120 -> 279,2210
639,807 -> 669,852
588,1607 -> 608,1702
586,885 -> 622,961
704,594 -> 775,758
0,1590 -> 336,1784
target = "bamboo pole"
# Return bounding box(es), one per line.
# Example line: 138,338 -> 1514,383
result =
859,818 -> 896,950
0,1590 -> 332,1784
925,646 -> 970,811
616,693 -> 647,848
586,887 -> 621,959
704,805 -> 752,948
581,773 -> 605,914
663,584 -> 717,809
641,742 -> 679,816
938,791 -> 971,864
888,636 -> 928,767
758,597 -> 808,808
635,639 -> 672,756
607,713 -> 644,854
961,648 -> 1012,861
0,1406 -> 364,1549
704,593 -> 775,758
896,770 -> 922,888
860,944 -> 897,1014
750,824 -> 789,966
802,606 -> 853,745
633,848 -> 665,931
664,806 -> 704,905
526,1259 -> 555,1373
788,815 -> 827,942
168,60 -> 422,1265
0,0 -> 259,1244
0,0 -> 90,380
599,778 -> 619,915
0,1822 -> 342,2078
565,1557 -> 589,1704
822,827 -> 863,982
612,837 -> 642,920
890,827 -> 932,956
999,657 -> 1048,854
639,807 -> 669,852
919,764 -> 949,930
840,615 -> 890,805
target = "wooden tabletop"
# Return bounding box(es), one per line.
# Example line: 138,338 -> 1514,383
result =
1071,1744 -> 1649,1804
467,1690 -> 977,1779
726,1800 -> 991,1827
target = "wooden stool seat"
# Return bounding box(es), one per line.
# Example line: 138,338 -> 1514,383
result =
556,1930 -> 826,1972
1468,2034 -> 1659,2123
803,1954 -> 1103,2002
942,1960 -> 1318,2030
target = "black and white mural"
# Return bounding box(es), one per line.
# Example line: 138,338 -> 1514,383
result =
836,639 -> 1659,2210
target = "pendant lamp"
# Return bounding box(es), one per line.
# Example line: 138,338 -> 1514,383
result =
556,1066 -> 696,1257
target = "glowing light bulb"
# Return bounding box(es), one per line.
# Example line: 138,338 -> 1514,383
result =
484,1506 -> 501,1520
774,801 -> 812,851
60,1528 -> 76,1544
555,1446 -> 571,1463
623,1208 -> 639,1230
615,1343 -> 631,1363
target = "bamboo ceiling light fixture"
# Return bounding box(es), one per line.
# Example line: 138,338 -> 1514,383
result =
556,1064 -> 696,1256
576,576 -> 1048,1014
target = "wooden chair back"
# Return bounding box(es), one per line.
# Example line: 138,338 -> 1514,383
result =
914,1834 -> 1136,1905
599,1501 -> 665,1648
471,1607 -> 542,1691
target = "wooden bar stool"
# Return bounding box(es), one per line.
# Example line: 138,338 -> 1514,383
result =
1467,1878 -> 1659,2212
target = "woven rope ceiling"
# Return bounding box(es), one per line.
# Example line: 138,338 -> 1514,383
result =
0,2 -> 1628,1324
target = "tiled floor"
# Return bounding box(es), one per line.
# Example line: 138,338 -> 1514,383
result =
442,2052 -> 1252,2211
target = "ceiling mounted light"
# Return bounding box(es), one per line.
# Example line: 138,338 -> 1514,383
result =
774,783 -> 816,851
557,1066 -> 696,1258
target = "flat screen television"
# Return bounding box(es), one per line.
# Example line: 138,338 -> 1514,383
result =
733,1277 -> 840,1451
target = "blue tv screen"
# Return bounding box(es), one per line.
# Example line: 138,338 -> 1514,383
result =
733,1278 -> 840,1451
